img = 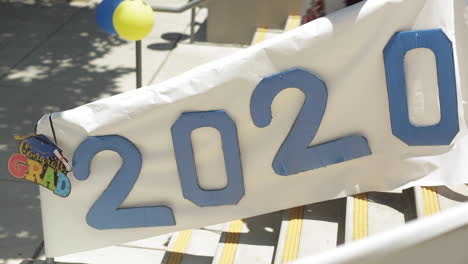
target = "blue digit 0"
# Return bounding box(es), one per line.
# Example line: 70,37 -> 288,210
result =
171,111 -> 245,207
250,68 -> 371,176
73,135 -> 175,229
383,29 -> 459,145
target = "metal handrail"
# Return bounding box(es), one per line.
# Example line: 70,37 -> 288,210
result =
151,0 -> 209,43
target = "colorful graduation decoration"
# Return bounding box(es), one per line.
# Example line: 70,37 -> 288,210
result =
96,0 -> 154,40
36,0 -> 468,258
8,135 -> 72,197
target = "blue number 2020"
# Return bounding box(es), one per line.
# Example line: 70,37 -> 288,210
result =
250,68 -> 372,176
384,29 -> 459,145
73,136 -> 176,229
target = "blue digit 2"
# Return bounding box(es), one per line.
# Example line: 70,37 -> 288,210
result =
384,29 -> 459,145
250,68 -> 371,176
73,135 -> 175,229
172,111 -> 245,207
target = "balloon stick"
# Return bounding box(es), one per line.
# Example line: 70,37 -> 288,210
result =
136,40 -> 142,88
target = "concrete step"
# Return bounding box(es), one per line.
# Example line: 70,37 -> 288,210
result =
344,191 -> 417,243
437,185 -> 468,209
205,0 -> 302,45
56,234 -> 172,264
284,15 -> 302,31
211,211 -> 283,264
251,28 -> 283,45
270,185 -> 467,264
295,202 -> 468,264
151,43 -> 243,84
162,224 -> 225,264
273,198 -> 346,264
415,185 -> 468,217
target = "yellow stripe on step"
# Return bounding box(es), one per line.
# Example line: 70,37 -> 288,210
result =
282,206 -> 304,263
353,193 -> 368,240
422,186 -> 440,216
219,219 -> 244,264
253,28 -> 268,44
285,15 -> 302,31
167,230 -> 193,264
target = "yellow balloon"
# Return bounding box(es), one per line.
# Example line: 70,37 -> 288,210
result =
113,0 -> 154,41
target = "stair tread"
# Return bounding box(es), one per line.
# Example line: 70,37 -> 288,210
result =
163,224 -> 225,264
284,15 -> 302,31
212,212 -> 282,264
298,199 -> 346,258
274,199 -> 346,263
367,192 -> 407,235
251,29 -> 283,45
436,185 -> 468,209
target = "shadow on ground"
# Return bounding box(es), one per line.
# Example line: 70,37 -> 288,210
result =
147,33 -> 189,51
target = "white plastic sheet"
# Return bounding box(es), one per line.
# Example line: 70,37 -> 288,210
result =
36,0 -> 468,257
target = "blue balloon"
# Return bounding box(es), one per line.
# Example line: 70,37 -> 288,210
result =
96,0 -> 123,34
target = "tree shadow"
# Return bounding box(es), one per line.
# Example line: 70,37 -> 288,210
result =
238,210 -> 283,247
0,1 -> 136,261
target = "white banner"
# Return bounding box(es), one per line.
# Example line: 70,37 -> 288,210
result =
35,0 -> 468,257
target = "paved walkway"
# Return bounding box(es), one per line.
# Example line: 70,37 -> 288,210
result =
0,0 -> 207,263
